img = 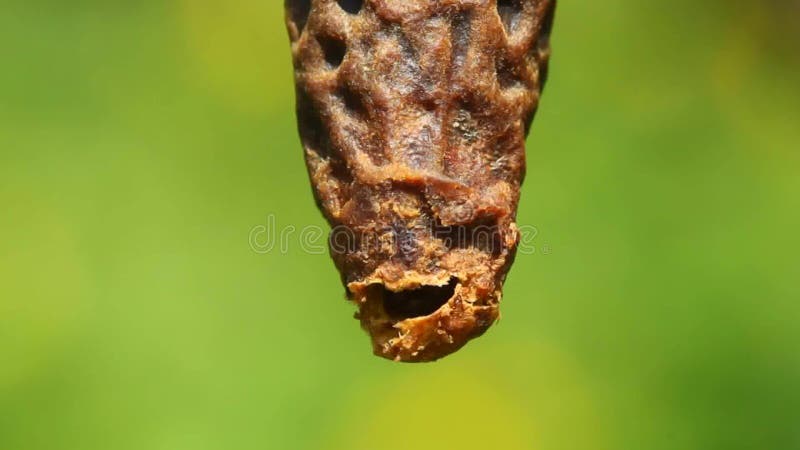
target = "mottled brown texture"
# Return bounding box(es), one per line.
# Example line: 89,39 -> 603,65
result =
285,0 -> 555,362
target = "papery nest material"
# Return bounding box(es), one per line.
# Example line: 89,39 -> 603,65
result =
284,0 -> 555,361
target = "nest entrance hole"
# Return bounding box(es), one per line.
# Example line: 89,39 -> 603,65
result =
382,278 -> 459,320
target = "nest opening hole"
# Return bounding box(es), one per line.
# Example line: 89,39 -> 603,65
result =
319,36 -> 347,69
382,278 -> 459,320
337,0 -> 363,15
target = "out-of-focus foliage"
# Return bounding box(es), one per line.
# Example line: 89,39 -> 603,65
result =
1,1 -> 798,449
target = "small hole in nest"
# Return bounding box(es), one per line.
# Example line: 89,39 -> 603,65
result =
337,0 -> 363,15
382,278 -> 459,320
319,36 -> 347,69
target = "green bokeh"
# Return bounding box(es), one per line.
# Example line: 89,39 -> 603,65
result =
1,1 -> 798,449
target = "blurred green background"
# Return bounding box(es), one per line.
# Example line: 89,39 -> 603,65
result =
1,1 -> 799,449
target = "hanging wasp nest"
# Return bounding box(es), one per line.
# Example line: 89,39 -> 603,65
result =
285,0 -> 555,362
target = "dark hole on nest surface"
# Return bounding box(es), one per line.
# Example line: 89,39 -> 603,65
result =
382,278 -> 458,320
337,0 -> 363,15
339,85 -> 367,118
319,36 -> 347,68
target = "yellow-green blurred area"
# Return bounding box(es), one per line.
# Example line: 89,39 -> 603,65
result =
1,1 -> 799,449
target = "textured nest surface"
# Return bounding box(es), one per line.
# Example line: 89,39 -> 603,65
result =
285,0 -> 555,361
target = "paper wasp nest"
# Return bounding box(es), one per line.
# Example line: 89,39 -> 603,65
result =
285,0 -> 555,361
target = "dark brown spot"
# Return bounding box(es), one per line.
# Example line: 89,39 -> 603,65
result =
537,0 -> 556,48
450,12 -> 471,70
497,0 -> 522,35
286,0 -> 312,36
295,88 -> 327,156
535,1 -> 556,90
393,224 -> 419,264
496,57 -> 523,90
338,85 -> 368,119
436,220 -> 503,255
